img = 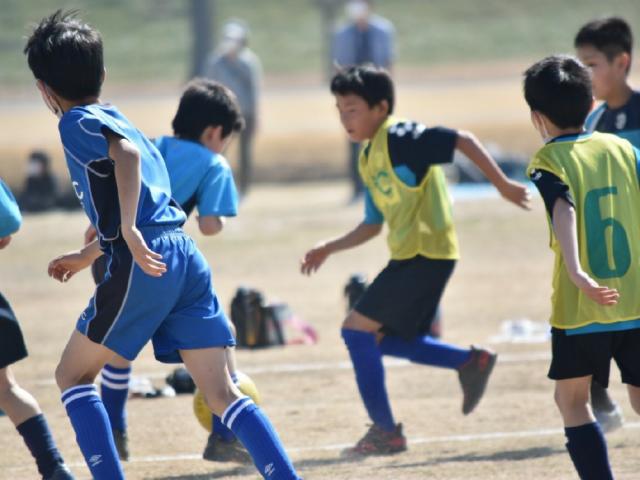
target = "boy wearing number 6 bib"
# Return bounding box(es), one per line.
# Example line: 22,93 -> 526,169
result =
525,55 -> 640,480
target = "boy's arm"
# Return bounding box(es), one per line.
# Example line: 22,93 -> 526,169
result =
456,131 -> 531,209
198,215 -> 225,236
300,222 -> 383,276
552,198 -> 618,306
106,130 -> 167,277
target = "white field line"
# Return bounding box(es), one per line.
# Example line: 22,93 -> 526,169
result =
30,350 -> 551,387
5,422 -> 640,473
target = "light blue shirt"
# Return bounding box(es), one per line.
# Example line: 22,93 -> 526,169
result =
0,180 -> 21,237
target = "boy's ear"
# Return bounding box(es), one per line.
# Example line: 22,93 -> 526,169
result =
614,52 -> 631,74
375,99 -> 390,116
101,68 -> 106,85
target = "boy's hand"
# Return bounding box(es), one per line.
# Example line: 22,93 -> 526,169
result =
84,224 -> 98,245
300,244 -> 331,276
0,236 -> 12,249
121,226 -> 167,277
48,250 -> 94,283
498,180 -> 531,210
571,271 -> 619,306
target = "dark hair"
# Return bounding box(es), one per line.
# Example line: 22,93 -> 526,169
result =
523,55 -> 592,129
29,150 -> 51,167
172,79 -> 244,141
24,10 -> 104,101
330,65 -> 394,114
575,17 -> 633,64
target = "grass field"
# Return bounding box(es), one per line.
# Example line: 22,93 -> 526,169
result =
1,183 -> 639,479
2,0 -> 640,86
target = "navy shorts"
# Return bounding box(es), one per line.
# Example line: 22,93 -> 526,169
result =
77,226 -> 235,363
0,292 -> 28,369
354,255 -> 456,340
549,327 -> 640,388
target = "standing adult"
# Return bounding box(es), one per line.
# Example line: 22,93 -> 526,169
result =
332,0 -> 395,199
205,20 -> 262,196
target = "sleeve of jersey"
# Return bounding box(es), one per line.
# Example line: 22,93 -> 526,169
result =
388,124 -> 458,169
59,110 -> 128,166
196,163 -> 239,217
0,180 -> 22,237
529,169 -> 574,219
363,187 -> 384,224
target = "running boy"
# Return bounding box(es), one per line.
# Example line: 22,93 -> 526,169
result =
574,15 -> 639,433
525,54 -> 640,480
25,11 -> 299,479
301,65 -> 530,455
88,79 -> 247,463
0,179 -> 74,480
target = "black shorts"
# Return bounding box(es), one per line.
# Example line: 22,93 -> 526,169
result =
91,254 -> 109,285
549,327 -> 640,388
354,255 -> 456,340
0,292 -> 28,369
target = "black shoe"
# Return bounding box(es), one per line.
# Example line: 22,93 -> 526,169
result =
112,428 -> 130,461
45,463 -> 74,480
342,423 -> 407,457
458,346 -> 497,415
202,432 -> 252,464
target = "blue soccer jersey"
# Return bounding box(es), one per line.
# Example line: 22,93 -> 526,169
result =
153,136 -> 238,217
58,104 -> 185,244
0,180 -> 21,237
585,91 -> 640,148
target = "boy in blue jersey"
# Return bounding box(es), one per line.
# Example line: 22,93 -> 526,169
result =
577,17 -> 640,148
301,65 -> 530,455
0,180 -> 74,479
87,79 -> 247,463
525,55 -> 640,480
575,16 -> 638,433
24,11 -> 299,480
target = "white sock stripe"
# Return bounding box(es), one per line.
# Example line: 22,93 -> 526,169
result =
62,389 -> 99,408
221,396 -> 251,425
101,369 -> 131,381
61,384 -> 96,401
100,377 -> 129,390
225,398 -> 254,430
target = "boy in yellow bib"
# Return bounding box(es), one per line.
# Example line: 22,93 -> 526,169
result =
301,65 -> 530,455
525,55 -> 640,480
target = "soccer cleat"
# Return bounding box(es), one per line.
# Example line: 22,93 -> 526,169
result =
202,432 -> 252,464
458,346 -> 497,415
342,423 -> 407,457
45,463 -> 74,480
112,428 -> 130,461
594,404 -> 624,434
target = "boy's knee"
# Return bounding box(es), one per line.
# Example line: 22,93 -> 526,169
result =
55,363 -> 95,392
629,386 -> 640,415
202,382 -> 240,417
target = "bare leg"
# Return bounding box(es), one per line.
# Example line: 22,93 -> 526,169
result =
0,367 -> 41,426
628,384 -> 640,415
555,376 -> 594,427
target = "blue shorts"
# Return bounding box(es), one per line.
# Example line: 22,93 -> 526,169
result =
77,226 -> 235,363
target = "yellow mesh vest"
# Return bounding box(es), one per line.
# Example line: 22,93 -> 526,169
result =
528,132 -> 640,329
359,117 -> 459,260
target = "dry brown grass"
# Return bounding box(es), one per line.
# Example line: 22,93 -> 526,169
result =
1,182 -> 639,479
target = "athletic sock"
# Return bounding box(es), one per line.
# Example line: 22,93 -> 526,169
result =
379,334 -> 471,369
341,328 -> 395,431
100,364 -> 131,432
590,381 -> 616,412
61,384 -> 124,480
222,397 -> 298,479
565,422 -> 613,480
212,372 -> 239,442
16,414 -> 64,478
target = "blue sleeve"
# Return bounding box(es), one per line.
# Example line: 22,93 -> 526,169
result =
196,162 -> 239,217
0,180 -> 22,237
363,187 -> 384,224
635,147 -> 640,187
59,110 -> 130,166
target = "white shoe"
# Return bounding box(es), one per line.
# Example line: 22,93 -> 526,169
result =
594,404 -> 624,434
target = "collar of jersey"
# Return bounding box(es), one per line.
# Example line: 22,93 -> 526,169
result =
547,131 -> 592,144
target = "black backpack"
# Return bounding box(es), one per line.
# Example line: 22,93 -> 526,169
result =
230,287 -> 285,348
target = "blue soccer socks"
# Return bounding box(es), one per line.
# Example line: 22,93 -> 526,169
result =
61,384 -> 124,480
379,334 -> 471,369
16,414 -> 65,479
341,328 -> 396,432
222,397 -> 299,479
100,364 -> 131,432
564,422 -> 613,480
213,372 -> 239,442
